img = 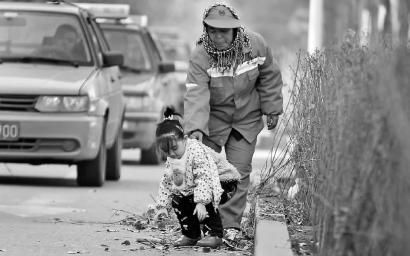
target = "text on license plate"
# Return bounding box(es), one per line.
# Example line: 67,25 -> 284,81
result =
0,122 -> 20,141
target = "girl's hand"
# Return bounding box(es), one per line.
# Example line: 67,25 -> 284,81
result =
153,208 -> 168,222
193,203 -> 209,221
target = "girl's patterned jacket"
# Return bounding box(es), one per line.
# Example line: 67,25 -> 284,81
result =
154,138 -> 240,214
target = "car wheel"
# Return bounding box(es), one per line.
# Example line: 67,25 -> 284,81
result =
106,129 -> 122,181
77,126 -> 106,187
140,145 -> 160,165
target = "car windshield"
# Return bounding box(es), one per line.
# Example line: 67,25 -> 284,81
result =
0,11 -> 91,65
102,29 -> 152,71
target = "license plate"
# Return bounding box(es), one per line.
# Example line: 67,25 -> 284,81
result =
0,122 -> 20,141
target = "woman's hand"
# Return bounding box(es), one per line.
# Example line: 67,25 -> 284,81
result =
189,130 -> 203,141
266,113 -> 279,130
193,203 -> 209,221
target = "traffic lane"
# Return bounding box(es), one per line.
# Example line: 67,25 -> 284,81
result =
0,162 -> 162,219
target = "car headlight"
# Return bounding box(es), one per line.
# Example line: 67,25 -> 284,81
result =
35,96 -> 89,112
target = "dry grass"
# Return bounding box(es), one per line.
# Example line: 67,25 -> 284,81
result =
255,35 -> 410,255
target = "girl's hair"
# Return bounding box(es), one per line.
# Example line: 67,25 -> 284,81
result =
155,107 -> 184,154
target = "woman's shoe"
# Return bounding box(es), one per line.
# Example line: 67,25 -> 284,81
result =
223,228 -> 240,241
196,236 -> 223,248
173,235 -> 200,246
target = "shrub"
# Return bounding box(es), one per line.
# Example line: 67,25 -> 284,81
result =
259,35 -> 410,255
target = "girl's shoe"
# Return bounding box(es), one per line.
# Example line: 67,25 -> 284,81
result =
196,236 -> 222,248
173,235 -> 200,246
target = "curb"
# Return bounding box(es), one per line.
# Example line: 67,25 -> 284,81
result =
253,195 -> 293,256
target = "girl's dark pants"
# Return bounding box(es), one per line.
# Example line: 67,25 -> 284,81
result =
171,194 -> 223,239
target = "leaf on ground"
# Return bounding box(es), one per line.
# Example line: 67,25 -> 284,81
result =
155,245 -> 165,250
67,250 -> 82,254
134,220 -> 146,230
121,240 -> 131,246
223,239 -> 245,251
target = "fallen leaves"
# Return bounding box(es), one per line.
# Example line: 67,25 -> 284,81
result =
69,209 -> 255,255
121,240 -> 131,246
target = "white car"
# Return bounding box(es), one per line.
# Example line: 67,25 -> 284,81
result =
0,1 -> 125,186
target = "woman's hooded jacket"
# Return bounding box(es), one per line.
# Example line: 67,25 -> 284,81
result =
184,15 -> 283,146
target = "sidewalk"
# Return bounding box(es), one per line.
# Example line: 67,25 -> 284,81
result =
252,131 -> 294,256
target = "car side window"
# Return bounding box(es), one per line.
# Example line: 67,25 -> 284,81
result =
85,19 -> 103,65
146,31 -> 162,62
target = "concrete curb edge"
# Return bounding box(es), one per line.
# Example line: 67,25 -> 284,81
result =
253,195 -> 294,256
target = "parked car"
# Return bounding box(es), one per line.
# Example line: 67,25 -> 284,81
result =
150,27 -> 191,114
0,1 -> 125,186
150,26 -> 192,64
80,4 -> 183,164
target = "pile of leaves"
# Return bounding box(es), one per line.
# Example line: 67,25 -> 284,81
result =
117,209 -> 254,255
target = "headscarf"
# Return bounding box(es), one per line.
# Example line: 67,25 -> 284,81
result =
197,2 -> 253,73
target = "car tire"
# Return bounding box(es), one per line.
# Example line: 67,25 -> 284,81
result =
106,129 -> 122,181
140,145 -> 160,165
77,126 -> 106,187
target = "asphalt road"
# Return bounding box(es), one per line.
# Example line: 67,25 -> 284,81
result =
0,147 -> 273,256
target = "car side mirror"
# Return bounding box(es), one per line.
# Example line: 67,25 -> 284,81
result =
158,62 -> 175,74
103,51 -> 124,67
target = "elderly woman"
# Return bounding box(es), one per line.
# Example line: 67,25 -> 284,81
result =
184,2 -> 284,242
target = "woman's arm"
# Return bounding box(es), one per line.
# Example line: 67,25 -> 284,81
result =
184,50 -> 211,136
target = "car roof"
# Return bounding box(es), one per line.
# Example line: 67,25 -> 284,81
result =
97,21 -> 146,31
0,1 -> 82,15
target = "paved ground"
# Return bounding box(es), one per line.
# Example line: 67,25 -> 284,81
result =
0,147 -> 275,256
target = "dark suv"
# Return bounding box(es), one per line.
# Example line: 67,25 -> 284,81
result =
81,5 -> 183,164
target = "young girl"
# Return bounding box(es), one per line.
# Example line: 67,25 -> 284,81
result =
150,108 -> 240,248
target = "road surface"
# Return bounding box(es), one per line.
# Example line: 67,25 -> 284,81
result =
0,147 -> 275,256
